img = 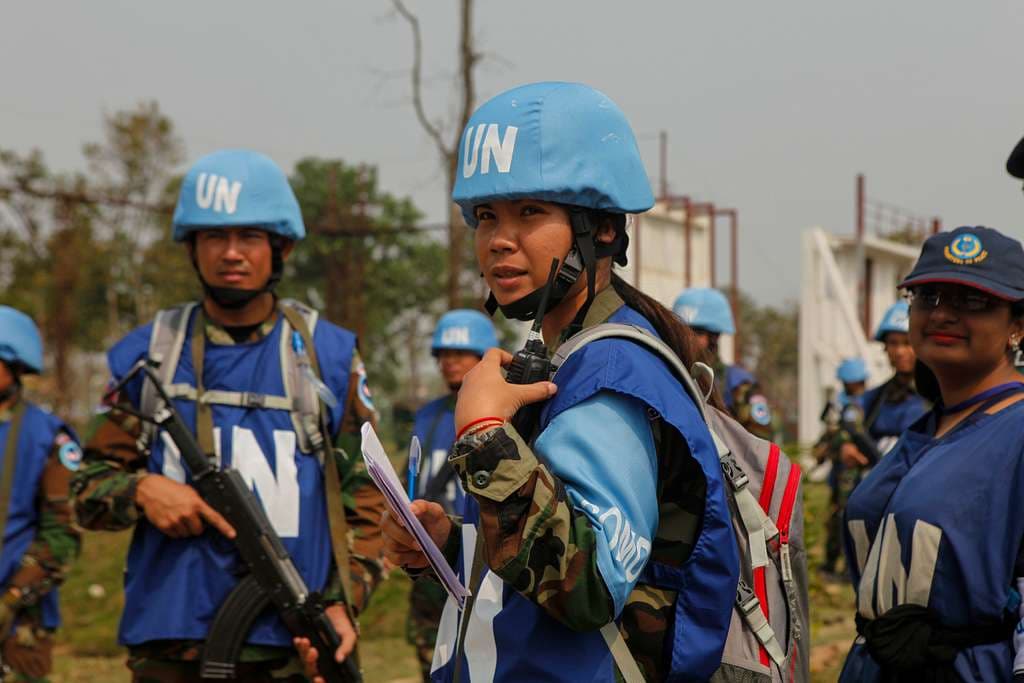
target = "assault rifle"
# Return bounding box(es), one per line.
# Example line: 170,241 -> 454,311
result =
838,402 -> 882,467
106,360 -> 361,682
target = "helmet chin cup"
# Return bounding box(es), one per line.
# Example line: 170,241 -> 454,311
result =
487,246 -> 584,322
192,241 -> 285,310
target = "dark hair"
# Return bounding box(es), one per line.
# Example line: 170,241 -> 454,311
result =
610,273 -> 725,409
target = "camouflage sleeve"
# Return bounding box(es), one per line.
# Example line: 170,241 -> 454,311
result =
70,394 -> 149,532
5,432 -> 83,609
328,351 -> 385,614
448,424 -> 615,631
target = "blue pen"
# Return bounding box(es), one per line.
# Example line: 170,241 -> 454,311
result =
407,435 -> 422,500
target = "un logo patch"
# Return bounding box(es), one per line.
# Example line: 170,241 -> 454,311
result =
944,233 -> 988,265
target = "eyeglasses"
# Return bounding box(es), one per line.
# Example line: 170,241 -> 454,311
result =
906,287 -> 996,313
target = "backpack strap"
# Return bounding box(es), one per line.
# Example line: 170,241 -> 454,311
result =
277,298 -> 323,456
139,302 -> 198,454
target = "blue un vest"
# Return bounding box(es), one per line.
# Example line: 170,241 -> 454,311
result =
412,397 -> 463,515
107,309 -> 355,647
861,380 -> 929,442
840,401 -> 1024,682
433,305 -> 738,683
0,401 -> 68,629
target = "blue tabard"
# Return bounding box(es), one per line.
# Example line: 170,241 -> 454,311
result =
0,402 -> 68,630
107,308 -> 356,648
841,401 -> 1024,682
412,396 -> 463,515
432,305 -> 738,682
861,379 -> 929,443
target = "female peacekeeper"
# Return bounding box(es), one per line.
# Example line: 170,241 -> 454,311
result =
378,82 -> 739,683
840,226 -> 1024,682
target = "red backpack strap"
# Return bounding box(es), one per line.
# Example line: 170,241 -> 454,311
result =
751,443 -> 784,667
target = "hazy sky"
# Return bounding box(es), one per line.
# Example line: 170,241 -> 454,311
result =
5,1 -> 1023,306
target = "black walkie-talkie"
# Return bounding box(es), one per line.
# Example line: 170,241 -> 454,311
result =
507,259 -> 560,437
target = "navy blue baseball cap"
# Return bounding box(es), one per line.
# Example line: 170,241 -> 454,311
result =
899,226 -> 1024,301
1008,135 -> 1024,180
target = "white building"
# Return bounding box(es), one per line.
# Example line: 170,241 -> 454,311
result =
798,228 -> 922,445
618,201 -> 736,364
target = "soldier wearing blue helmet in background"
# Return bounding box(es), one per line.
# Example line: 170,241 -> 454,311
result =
839,301 -> 930,476
812,357 -> 869,579
71,150 -> 386,681
374,82 -> 739,683
673,287 -> 775,439
0,307 -> 81,682
403,309 -> 498,683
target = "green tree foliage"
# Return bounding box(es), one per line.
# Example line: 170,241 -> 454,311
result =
283,158 -> 445,399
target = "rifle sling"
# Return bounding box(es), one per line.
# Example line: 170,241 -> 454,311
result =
0,400 -> 27,562
277,304 -> 356,623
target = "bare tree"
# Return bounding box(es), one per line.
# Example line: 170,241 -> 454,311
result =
393,0 -> 479,309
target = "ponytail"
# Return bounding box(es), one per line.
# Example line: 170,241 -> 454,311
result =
610,273 -> 725,410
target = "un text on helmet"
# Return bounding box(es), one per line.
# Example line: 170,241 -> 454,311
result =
196,173 -> 243,215
462,124 -> 518,178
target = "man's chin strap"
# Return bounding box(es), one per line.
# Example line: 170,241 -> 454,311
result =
190,236 -> 286,310
484,209 -> 627,337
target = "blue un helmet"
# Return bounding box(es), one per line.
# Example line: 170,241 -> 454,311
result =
0,306 -> 43,375
672,288 -> 736,335
836,357 -> 868,384
453,82 -> 655,327
172,149 -> 305,242
874,301 -> 910,341
173,150 -> 305,308
431,310 -> 499,357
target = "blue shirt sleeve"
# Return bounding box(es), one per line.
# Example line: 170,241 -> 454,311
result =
534,390 -> 659,616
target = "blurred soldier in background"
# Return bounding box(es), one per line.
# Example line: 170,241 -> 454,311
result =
839,302 -> 930,469
0,307 -> 81,682
405,310 -> 497,683
814,357 -> 868,579
673,287 -> 774,438
71,150 -> 385,681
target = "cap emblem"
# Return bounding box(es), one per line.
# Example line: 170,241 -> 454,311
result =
944,233 -> 987,265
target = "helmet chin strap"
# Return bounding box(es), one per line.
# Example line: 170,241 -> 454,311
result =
190,236 -> 286,310
484,210 -> 627,336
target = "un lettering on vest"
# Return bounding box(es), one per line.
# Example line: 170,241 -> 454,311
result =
462,124 -> 518,178
848,514 -> 942,619
598,506 -> 651,582
195,173 -> 242,214
160,426 -> 300,537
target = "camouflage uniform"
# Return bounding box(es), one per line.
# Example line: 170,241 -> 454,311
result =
427,289 -> 708,681
815,395 -> 864,577
0,396 -> 82,683
71,311 -> 385,682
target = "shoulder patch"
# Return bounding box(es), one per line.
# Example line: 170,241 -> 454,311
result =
749,394 -> 772,426
56,433 -> 83,471
356,360 -> 375,412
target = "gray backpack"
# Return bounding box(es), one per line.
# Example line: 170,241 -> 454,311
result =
552,323 -> 809,683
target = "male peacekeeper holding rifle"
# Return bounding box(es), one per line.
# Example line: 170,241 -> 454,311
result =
72,149 -> 386,682
0,307 -> 81,682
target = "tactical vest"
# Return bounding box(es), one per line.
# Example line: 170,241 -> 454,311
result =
107,301 -> 357,648
0,401 -> 69,629
841,401 -> 1024,682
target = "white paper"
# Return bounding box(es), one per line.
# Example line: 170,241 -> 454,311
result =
360,423 -> 469,609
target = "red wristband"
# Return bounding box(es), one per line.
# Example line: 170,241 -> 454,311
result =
457,416 -> 505,440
